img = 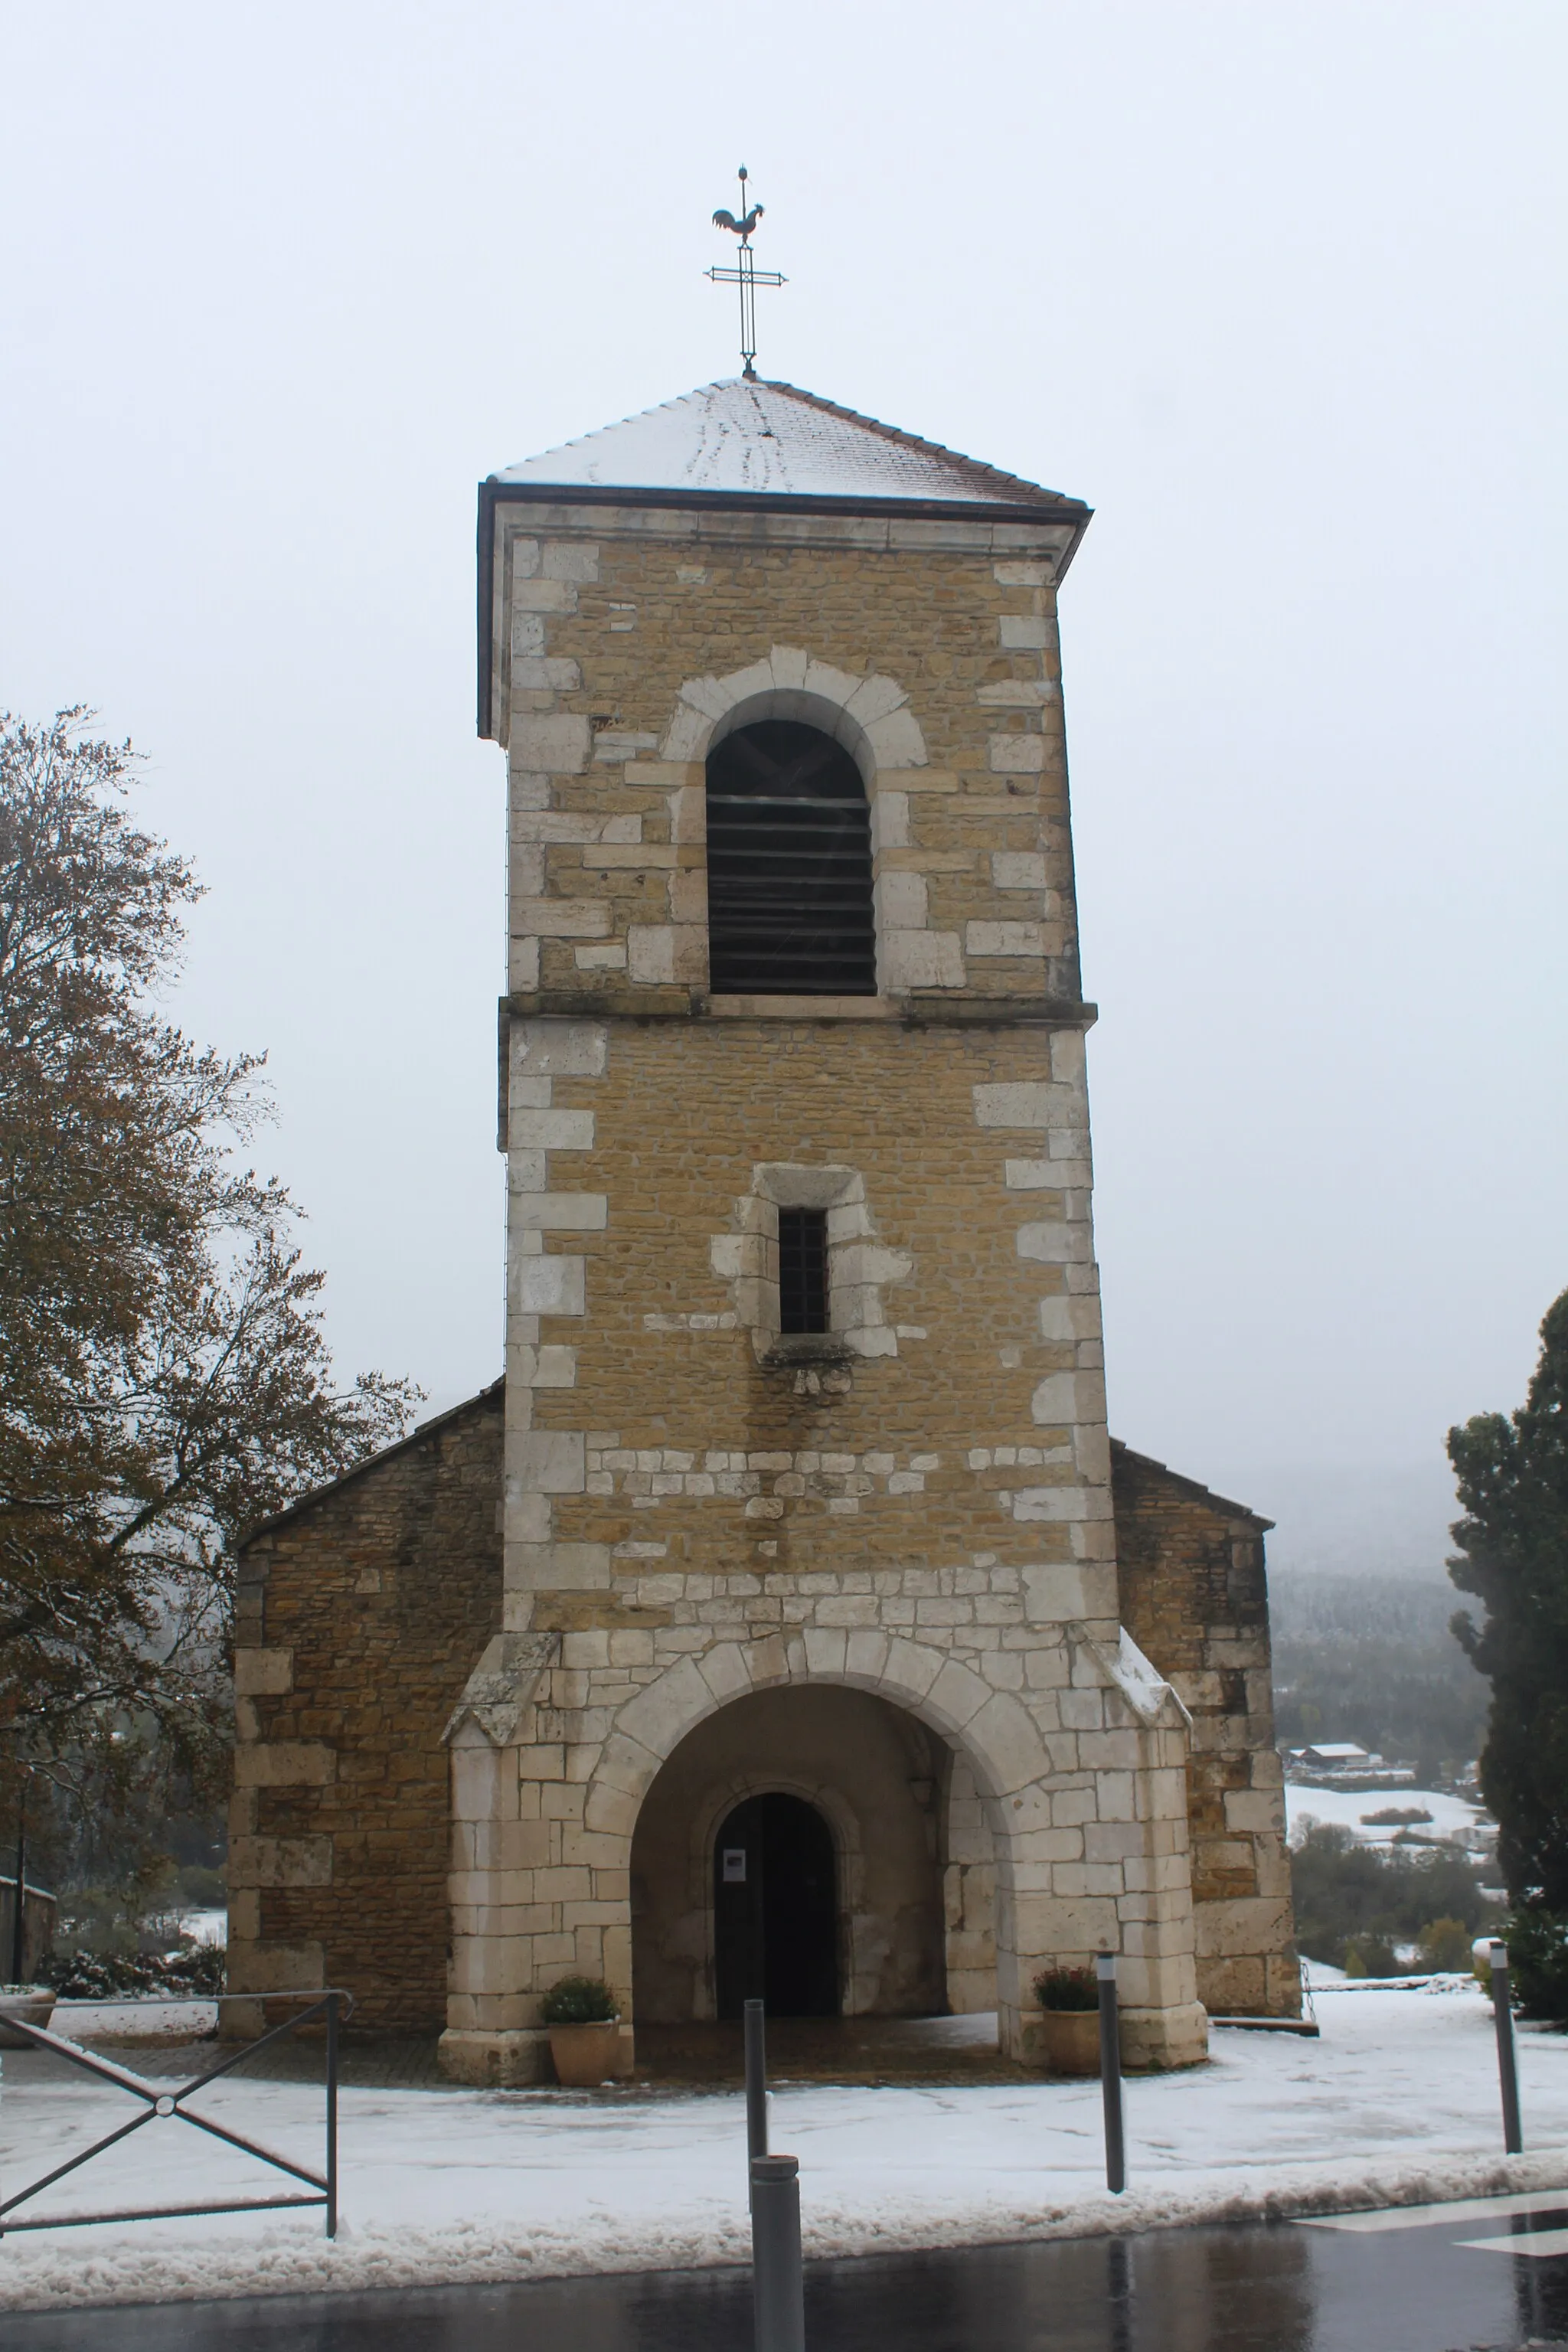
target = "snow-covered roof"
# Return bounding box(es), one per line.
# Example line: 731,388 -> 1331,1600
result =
492,379 -> 1083,511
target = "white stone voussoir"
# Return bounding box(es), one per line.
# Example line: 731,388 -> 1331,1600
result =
661,650 -> 929,780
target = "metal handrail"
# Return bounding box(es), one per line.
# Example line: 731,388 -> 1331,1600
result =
0,1986 -> 351,2238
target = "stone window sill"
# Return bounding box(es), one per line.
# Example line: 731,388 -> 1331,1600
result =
760,1333 -> 858,1370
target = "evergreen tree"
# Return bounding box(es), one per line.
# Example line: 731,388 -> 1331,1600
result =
1449,1288 -> 1568,1922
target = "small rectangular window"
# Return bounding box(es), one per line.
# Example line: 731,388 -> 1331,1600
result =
778,1207 -> 829,1334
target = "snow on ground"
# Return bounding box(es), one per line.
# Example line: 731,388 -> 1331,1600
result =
1284,1783 -> 1488,1847
2,1983 -> 1566,2312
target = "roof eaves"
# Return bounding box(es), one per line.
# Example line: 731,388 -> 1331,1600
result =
480,479 -> 1089,524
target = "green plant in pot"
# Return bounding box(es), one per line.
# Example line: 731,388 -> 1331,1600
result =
1032,1965 -> 1102,2076
539,1975 -> 621,2087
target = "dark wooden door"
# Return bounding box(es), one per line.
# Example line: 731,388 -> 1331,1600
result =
714,1792 -> 838,2019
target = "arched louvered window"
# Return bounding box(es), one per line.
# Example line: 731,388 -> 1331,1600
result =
705,720 -> 877,995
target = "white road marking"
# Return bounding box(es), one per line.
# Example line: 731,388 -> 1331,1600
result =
1304,2190 -> 1568,2234
1455,2226 -> 1568,2260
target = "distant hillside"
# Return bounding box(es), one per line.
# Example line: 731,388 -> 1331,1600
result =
1268,1570 -> 1489,1779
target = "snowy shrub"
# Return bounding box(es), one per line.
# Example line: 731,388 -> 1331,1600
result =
44,1943 -> 225,1998
539,1975 -> 617,2025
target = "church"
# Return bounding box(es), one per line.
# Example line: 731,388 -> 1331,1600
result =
227,374 -> 1300,2082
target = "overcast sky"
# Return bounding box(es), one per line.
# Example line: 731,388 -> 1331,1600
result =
3,2 -> 1563,1575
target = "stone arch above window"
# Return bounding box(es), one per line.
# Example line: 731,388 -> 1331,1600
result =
658,648 -> 969,999
660,645 -> 928,776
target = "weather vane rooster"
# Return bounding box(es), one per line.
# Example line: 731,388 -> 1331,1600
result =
712,188 -> 764,243
705,166 -> 786,381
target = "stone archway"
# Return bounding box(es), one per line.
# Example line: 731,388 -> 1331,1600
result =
443,1618 -> 1208,2083
629,1682 -> 950,2025
586,1624 -> 1071,2061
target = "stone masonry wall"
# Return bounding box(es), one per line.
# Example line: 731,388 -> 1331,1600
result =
494,508 -> 1084,1014
227,1389 -> 504,2032
463,490 -> 1215,2079
227,1399 -> 1295,2037
1112,1442 -> 1301,2018
460,998 -> 1209,2082
507,1014 -> 1112,1599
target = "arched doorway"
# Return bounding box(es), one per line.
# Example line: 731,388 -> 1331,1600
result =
714,1792 -> 838,2019
629,1684 -> 950,2024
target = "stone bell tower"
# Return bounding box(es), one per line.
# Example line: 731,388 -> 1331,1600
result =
439,378 -> 1208,2084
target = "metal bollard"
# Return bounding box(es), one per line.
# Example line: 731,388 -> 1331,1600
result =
750,2154 -> 805,2352
325,1990 -> 339,2238
745,1997 -> 769,2181
1097,1952 -> 1126,2194
1481,1937 -> 1524,2155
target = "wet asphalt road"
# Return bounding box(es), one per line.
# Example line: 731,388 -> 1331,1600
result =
8,2197 -> 1568,2350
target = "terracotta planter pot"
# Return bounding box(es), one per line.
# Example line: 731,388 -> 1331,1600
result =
1039,2007 -> 1101,2076
0,1988 -> 57,2049
548,2019 -> 620,2087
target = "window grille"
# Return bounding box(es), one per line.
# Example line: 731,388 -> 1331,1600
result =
705,720 -> 876,995
777,1207 -> 829,1334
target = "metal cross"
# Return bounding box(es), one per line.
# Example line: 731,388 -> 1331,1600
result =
707,165 -> 787,382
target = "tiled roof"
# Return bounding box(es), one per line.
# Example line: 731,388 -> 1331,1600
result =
492,378 -> 1084,511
